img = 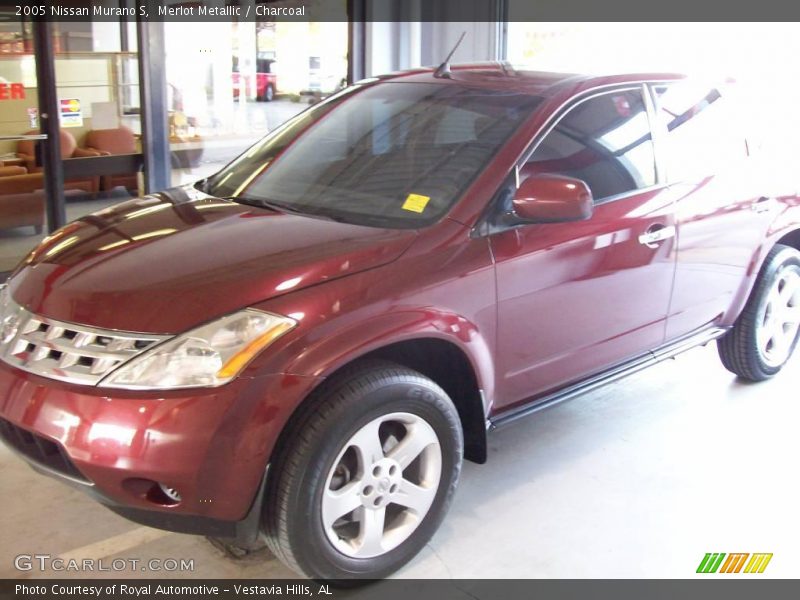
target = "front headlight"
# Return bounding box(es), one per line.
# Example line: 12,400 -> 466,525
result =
100,309 -> 296,390
0,285 -> 24,345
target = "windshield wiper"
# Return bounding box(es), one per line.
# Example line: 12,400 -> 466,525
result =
217,195 -> 301,214
216,195 -> 370,226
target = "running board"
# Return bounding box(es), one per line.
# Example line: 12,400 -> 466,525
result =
488,327 -> 728,430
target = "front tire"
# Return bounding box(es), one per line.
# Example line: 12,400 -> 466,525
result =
260,84 -> 275,102
718,244 -> 800,381
263,360 -> 463,580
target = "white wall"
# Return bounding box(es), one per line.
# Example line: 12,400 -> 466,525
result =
420,22 -> 500,67
90,22 -> 121,52
364,21 -> 501,78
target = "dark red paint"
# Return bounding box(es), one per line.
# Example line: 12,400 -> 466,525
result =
2,66 -> 799,527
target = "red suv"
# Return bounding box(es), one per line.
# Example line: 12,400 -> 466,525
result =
1,65 -> 799,580
233,58 -> 277,102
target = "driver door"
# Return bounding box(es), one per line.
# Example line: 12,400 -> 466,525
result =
490,86 -> 677,410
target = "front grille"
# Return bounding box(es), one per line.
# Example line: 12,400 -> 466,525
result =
0,302 -> 167,386
0,417 -> 89,482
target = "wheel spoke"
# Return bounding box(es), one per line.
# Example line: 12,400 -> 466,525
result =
783,304 -> 800,325
770,331 -> 792,359
356,506 -> 386,556
758,311 -> 773,347
786,323 -> 800,348
777,319 -> 800,348
769,314 -> 786,339
322,481 -> 362,529
778,272 -> 800,305
766,287 -> 783,312
387,423 -> 438,470
349,418 -> 385,465
393,478 -> 437,515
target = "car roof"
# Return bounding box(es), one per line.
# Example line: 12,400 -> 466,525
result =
375,62 -> 687,97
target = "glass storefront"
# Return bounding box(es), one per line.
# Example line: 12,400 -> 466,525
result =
0,17 -> 46,273
165,2 -> 349,186
0,17 -> 143,272
0,1 -> 350,274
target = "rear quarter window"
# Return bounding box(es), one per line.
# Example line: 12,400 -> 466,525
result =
653,83 -> 748,183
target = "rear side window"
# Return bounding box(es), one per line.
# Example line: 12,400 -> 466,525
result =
522,88 -> 656,203
653,83 -> 747,183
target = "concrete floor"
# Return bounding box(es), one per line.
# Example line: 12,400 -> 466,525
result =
2,342 -> 799,579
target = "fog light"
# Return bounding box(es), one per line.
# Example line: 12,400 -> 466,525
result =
158,483 -> 182,503
122,478 -> 182,506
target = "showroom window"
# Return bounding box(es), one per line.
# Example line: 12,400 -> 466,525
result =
523,88 -> 656,202
164,1 -> 349,187
0,16 -> 142,273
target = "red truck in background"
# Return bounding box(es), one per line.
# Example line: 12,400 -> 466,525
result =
233,57 -> 276,101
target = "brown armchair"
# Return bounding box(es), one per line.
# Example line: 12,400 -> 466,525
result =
84,126 -> 139,193
16,129 -> 101,194
0,166 -> 27,177
0,171 -> 45,234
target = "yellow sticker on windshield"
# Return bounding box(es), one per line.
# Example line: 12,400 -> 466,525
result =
402,193 -> 430,213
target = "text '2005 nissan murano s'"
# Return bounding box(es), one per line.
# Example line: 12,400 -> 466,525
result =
1,63 -> 799,580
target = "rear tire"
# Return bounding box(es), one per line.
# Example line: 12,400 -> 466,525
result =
263,360 -> 463,580
718,244 -> 800,381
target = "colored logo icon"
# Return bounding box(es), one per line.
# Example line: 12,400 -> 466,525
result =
697,553 -> 773,574
60,99 -> 80,113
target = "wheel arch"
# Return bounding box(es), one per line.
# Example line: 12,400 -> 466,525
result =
360,338 -> 488,464
774,228 -> 800,253
723,225 -> 800,326
270,333 -> 490,467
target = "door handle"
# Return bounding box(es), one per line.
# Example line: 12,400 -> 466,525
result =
638,224 -> 675,248
752,196 -> 775,214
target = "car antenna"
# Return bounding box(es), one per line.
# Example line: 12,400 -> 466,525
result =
433,31 -> 466,80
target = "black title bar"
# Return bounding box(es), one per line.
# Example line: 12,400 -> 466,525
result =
2,580 -> 800,600
2,0 -> 800,22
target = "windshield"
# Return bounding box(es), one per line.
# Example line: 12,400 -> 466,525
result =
201,82 -> 542,228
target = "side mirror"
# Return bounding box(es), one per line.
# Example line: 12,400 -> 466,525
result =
512,174 -> 593,223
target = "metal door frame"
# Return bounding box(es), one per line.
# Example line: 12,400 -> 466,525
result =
29,20 -> 170,234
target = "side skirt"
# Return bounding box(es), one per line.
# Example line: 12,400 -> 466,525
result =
488,326 -> 728,430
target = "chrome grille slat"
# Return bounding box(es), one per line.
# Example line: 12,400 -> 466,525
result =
15,335 -> 140,360
0,301 -> 169,386
58,353 -> 79,369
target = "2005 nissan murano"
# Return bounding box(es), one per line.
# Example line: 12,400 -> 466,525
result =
1,64 -> 799,580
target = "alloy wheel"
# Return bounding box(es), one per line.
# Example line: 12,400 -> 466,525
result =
757,267 -> 800,367
321,412 -> 442,559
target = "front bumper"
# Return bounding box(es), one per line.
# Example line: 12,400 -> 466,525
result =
0,362 -> 322,541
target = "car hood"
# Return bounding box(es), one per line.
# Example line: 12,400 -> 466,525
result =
9,186 -> 417,333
